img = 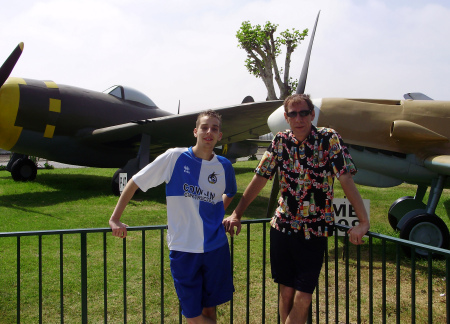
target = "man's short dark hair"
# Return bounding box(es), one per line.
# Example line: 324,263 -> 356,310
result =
196,110 -> 222,129
283,94 -> 314,112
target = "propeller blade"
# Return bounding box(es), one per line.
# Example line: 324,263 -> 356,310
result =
296,11 -> 320,94
0,42 -> 24,88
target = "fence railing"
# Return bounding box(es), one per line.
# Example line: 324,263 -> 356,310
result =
1,220 -> 449,323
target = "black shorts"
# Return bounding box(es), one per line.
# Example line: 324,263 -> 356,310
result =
270,227 -> 327,294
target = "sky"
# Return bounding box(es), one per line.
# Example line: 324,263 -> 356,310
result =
1,0 -> 449,115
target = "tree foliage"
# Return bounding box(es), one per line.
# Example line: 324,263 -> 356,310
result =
236,21 -> 308,100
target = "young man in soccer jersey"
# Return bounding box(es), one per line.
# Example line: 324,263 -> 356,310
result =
223,94 -> 370,324
109,110 -> 237,324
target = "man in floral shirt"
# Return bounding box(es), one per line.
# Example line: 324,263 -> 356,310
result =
223,94 -> 369,324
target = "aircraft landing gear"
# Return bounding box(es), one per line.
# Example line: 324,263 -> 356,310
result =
399,213 -> 449,258
392,176 -> 449,258
111,133 -> 150,196
388,195 -> 425,230
7,153 -> 37,181
111,168 -> 124,196
388,185 -> 427,230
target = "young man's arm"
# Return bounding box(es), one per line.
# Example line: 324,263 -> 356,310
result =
338,172 -> 370,244
109,179 -> 139,238
223,194 -> 234,210
223,174 -> 269,236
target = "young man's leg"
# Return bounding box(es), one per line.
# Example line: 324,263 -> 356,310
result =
186,307 -> 216,324
202,307 -> 216,321
171,244 -> 233,323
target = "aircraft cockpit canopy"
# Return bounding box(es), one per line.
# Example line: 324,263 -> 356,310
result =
103,85 -> 157,107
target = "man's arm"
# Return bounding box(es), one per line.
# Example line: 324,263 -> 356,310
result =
223,174 -> 269,236
338,172 -> 370,244
109,179 -> 139,238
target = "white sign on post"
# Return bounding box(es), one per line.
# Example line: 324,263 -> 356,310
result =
333,198 -> 370,236
119,173 -> 127,195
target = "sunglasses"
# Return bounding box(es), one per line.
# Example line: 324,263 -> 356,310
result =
286,110 -> 312,118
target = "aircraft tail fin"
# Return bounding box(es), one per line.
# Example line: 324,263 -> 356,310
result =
404,92 -> 433,100
242,96 -> 255,103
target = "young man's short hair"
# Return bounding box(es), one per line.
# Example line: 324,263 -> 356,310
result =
283,94 -> 314,112
196,110 -> 222,129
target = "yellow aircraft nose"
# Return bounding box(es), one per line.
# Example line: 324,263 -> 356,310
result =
0,78 -> 24,150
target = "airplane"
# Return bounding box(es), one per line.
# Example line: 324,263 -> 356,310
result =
0,43 -> 283,196
267,11 -> 450,257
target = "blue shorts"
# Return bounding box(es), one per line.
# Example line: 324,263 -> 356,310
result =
270,227 -> 327,294
169,243 -> 234,318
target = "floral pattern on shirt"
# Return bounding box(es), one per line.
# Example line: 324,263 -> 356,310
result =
255,126 -> 356,238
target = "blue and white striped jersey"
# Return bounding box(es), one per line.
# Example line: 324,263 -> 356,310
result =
133,147 -> 237,253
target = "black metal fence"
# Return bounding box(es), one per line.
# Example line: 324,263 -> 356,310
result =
1,220 -> 449,323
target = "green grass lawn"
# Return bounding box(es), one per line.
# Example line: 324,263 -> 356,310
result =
1,160 -> 450,323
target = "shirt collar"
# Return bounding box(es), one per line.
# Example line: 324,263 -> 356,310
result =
287,125 -> 318,144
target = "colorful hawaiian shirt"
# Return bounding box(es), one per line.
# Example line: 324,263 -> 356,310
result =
255,126 -> 356,238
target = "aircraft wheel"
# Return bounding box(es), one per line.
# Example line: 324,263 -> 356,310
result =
400,214 -> 449,258
388,196 -> 425,231
11,158 -> 37,181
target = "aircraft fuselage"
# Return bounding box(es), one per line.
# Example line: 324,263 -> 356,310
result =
0,77 -> 171,167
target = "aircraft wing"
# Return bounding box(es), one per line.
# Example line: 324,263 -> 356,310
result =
82,100 -> 283,153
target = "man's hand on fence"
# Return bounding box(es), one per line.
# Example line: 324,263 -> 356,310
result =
347,221 -> 369,245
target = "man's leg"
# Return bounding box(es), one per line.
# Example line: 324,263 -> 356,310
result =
279,284 -> 295,323
280,284 -> 312,324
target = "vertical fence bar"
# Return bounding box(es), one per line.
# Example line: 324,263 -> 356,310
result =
262,223 -> 266,324
396,244 -> 401,324
334,232 -> 339,324
357,244 -> 361,323
123,238 -> 127,323
246,223 -> 251,324
81,232 -> 88,324
60,234 -> 64,324
308,301 -> 312,324
428,253 -> 433,324
325,239 -> 329,324
277,284 -> 280,324
16,236 -> 21,324
345,235 -> 349,324
230,235 -> 234,324
315,280 -> 319,324
103,232 -> 107,324
446,256 -> 450,324
160,229 -> 164,324
369,236 -> 373,324
382,240 -> 386,324
411,250 -> 416,324
142,230 -> 146,324
39,235 -> 43,324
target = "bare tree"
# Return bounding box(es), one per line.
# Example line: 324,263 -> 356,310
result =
236,21 -> 308,100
